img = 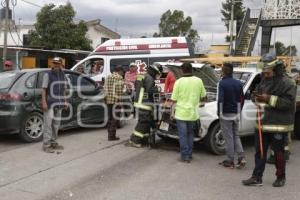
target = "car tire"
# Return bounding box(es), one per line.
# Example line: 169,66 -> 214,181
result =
204,122 -> 226,155
19,112 -> 44,143
294,111 -> 300,140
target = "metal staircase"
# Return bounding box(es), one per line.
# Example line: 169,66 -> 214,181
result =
235,9 -> 261,56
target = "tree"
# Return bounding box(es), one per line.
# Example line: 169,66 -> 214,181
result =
284,45 -> 297,56
221,0 -> 245,41
153,10 -> 200,49
271,41 -> 298,56
27,3 -> 92,50
274,41 -> 286,56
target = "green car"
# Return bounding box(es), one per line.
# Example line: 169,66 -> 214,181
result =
0,69 -> 106,142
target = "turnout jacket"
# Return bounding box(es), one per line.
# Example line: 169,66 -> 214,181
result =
134,73 -> 159,111
253,74 -> 297,133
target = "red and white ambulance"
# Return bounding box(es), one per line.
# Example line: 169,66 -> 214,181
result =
71,37 -> 193,84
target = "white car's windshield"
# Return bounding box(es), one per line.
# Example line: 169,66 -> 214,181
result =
233,72 -> 252,86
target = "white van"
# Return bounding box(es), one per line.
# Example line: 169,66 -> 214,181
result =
71,37 -> 193,84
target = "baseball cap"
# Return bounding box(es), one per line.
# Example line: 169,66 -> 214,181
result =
52,57 -> 62,64
4,60 -> 13,66
129,62 -> 137,67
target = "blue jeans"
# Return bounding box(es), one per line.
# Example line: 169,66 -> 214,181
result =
176,120 -> 196,160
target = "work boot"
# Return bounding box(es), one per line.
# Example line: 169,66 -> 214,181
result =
219,160 -> 234,169
125,140 -> 142,148
51,142 -> 64,150
178,157 -> 191,163
272,177 -> 286,187
108,136 -> 120,141
242,177 -> 263,186
43,146 -> 55,153
236,157 -> 247,169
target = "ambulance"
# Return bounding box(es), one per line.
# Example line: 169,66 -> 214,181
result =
71,37 -> 193,84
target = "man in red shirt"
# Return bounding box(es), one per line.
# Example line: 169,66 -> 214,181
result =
164,70 -> 176,93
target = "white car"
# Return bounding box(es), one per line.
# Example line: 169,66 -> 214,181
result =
156,63 -> 264,155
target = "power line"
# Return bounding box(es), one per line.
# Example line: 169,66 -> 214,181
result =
20,0 -> 42,8
20,0 -> 84,22
11,0 -> 23,44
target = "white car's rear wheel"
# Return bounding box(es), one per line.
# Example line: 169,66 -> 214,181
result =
204,122 -> 226,155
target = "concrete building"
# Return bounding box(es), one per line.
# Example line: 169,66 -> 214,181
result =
85,19 -> 121,49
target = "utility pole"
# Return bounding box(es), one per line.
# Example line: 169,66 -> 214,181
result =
290,26 -> 293,57
3,0 -> 9,65
229,0 -> 242,56
229,1 -> 235,55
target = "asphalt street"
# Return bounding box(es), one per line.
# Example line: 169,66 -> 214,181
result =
0,120 -> 299,200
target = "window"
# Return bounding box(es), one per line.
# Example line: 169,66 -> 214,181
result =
233,72 -> 251,86
75,59 -> 104,77
23,34 -> 30,46
110,58 -> 149,74
37,71 -> 70,89
37,71 -> 47,88
245,74 -> 262,99
25,74 -> 37,88
0,72 -> 18,89
101,37 -> 110,44
65,72 -> 96,90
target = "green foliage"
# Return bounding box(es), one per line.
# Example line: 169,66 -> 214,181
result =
153,10 -> 199,49
221,0 -> 245,41
272,41 -> 297,56
27,3 -> 92,50
274,41 -> 286,56
284,45 -> 297,56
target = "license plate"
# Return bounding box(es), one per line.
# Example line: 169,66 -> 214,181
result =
160,122 -> 169,131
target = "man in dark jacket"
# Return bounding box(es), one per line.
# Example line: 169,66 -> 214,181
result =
242,54 -> 297,187
218,63 -> 246,169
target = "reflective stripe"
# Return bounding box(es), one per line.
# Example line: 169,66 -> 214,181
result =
133,102 -> 153,111
256,124 -> 294,132
136,75 -> 144,81
267,59 -> 279,68
138,87 -> 144,104
258,103 -> 269,108
269,95 -> 278,107
133,130 -> 149,138
284,146 -> 290,151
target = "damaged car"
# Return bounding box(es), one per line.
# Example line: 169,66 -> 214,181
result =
156,62 -> 264,155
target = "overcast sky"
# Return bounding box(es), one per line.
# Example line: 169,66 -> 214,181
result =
12,0 -> 300,54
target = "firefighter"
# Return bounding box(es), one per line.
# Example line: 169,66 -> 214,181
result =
242,54 -> 297,187
127,64 -> 162,148
265,57 -> 293,164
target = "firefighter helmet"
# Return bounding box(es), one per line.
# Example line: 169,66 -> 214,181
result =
148,63 -> 162,75
260,53 -> 283,69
